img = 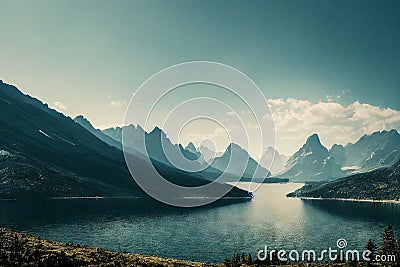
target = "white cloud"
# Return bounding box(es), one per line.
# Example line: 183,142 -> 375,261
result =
53,101 -> 67,111
266,98 -> 400,155
325,95 -> 334,103
109,100 -> 125,108
267,98 -> 285,106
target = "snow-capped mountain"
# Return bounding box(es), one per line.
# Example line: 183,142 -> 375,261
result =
278,134 -> 345,182
102,119 -> 400,182
0,80 -> 251,200
288,158 -> 400,201
338,129 -> 400,172
0,81 -> 173,198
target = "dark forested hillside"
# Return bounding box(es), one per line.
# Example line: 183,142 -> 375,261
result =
287,159 -> 400,201
0,80 -> 249,200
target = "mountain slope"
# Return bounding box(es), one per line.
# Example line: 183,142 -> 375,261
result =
329,144 -> 346,166
287,159 -> 400,201
0,81 -> 141,198
343,130 -> 400,172
185,142 -> 198,154
198,145 -> 219,163
259,147 -> 289,175
278,134 -> 345,182
103,126 -> 201,165
103,124 -> 147,154
211,143 -> 271,179
0,80 -> 249,200
74,115 -> 122,150
103,125 -> 233,181
145,127 -> 201,164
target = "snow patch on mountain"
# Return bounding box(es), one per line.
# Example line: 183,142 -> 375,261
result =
38,130 -> 51,138
0,150 -> 12,157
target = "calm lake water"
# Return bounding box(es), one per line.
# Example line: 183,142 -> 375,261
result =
1,183 -> 399,263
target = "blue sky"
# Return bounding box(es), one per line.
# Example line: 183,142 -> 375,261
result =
0,0 -> 399,155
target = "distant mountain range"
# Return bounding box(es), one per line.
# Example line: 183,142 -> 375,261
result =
103,125 -> 202,166
332,129 -> 400,172
198,145 -> 221,163
287,158 -> 400,201
74,115 -> 122,150
91,116 -> 400,199
283,130 -> 400,202
0,80 -> 250,200
104,124 -> 400,185
103,126 -> 281,183
103,121 -> 400,182
185,142 -> 203,161
103,121 -> 400,184
271,130 -> 400,182
276,134 -> 345,182
2,78 -> 399,201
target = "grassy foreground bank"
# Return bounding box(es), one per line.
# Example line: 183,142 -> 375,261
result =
0,228 -> 217,267
0,228 -> 397,267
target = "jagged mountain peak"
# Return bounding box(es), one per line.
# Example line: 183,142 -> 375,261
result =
198,145 -> 217,163
136,124 -> 145,132
330,143 -> 344,150
223,143 -> 259,160
342,129 -> 400,171
0,81 -> 250,199
300,133 -> 328,155
378,129 -> 399,136
212,143 -> 271,178
148,126 -> 167,137
329,143 -> 346,166
259,147 -> 289,175
305,133 -> 322,146
74,114 -> 86,120
185,142 -> 197,153
225,143 -> 247,153
355,129 -> 399,143
278,134 -> 343,182
74,115 -> 121,149
266,146 -> 278,153
74,115 -> 94,129
150,126 -> 161,133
